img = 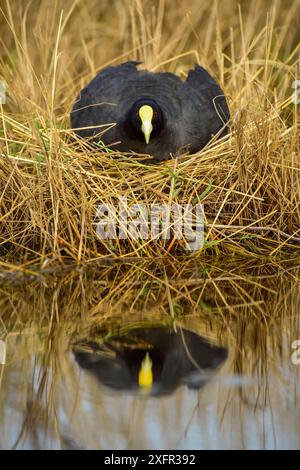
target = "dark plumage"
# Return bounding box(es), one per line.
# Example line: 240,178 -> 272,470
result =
71,61 -> 230,161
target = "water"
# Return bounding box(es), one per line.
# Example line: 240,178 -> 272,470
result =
0,260 -> 299,449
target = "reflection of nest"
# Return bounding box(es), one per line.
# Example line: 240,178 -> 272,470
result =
73,326 -> 228,396
73,337 -> 154,360
107,337 -> 154,351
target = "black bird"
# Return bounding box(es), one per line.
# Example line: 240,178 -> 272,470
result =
71,61 -> 230,161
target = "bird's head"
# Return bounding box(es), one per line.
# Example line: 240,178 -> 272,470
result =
129,99 -> 164,144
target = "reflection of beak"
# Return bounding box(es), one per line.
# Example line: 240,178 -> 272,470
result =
139,105 -> 154,144
138,352 -> 153,388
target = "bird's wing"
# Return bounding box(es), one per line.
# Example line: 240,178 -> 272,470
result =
70,61 -> 141,139
181,65 -> 230,151
186,65 -> 230,122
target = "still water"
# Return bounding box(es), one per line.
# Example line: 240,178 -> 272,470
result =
0,259 -> 299,449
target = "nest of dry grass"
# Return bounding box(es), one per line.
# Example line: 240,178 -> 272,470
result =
0,0 -> 299,272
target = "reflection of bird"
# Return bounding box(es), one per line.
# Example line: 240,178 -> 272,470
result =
73,327 -> 228,396
71,62 -> 230,161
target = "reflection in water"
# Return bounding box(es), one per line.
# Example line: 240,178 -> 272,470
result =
0,259 -> 299,449
73,327 -> 228,395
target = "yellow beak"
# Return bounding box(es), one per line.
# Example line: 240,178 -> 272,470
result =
139,105 -> 154,144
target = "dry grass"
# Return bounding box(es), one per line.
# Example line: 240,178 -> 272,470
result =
1,256 -> 299,335
0,0 -> 299,272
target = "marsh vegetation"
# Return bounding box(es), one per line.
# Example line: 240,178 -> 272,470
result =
0,0 -> 299,450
